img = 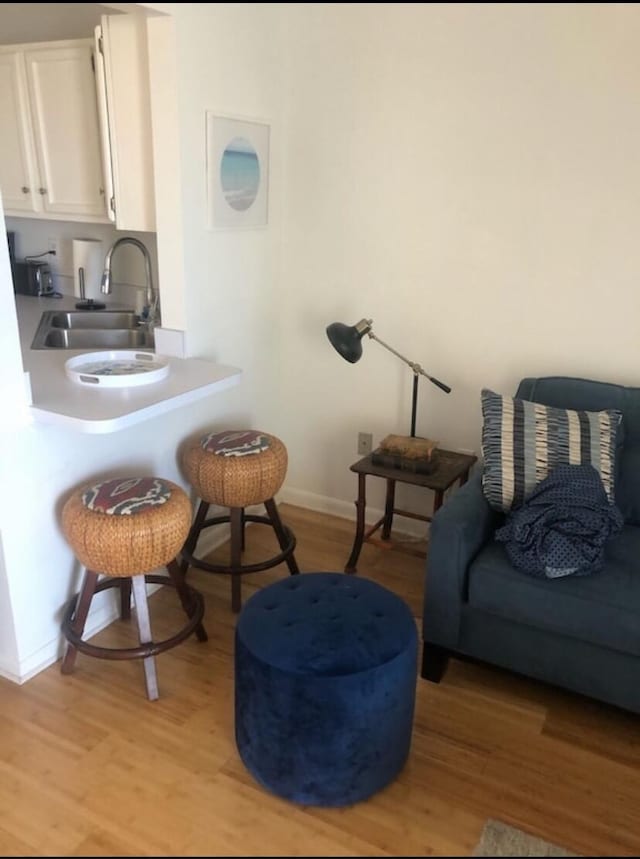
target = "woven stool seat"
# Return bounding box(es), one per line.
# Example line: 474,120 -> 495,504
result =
60,476 -> 207,700
181,430 -> 300,612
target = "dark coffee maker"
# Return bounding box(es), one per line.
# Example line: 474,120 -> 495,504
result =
13,259 -> 54,296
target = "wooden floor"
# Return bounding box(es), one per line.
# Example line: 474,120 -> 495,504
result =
1,503 -> 639,856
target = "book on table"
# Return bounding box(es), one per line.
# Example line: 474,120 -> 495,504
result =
371,434 -> 439,474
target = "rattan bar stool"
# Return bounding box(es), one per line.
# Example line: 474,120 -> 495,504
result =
60,476 -> 207,701
181,429 -> 300,613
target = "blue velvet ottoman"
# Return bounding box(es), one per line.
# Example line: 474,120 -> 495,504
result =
234,572 -> 418,806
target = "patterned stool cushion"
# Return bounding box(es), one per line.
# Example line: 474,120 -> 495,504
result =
235,573 -> 418,806
201,430 -> 271,457
82,477 -> 172,515
184,430 -> 288,508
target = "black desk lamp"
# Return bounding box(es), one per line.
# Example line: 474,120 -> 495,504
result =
326,318 -> 452,438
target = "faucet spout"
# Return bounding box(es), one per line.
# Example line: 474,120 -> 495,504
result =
100,237 -> 158,328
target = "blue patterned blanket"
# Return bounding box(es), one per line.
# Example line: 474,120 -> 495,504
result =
495,463 -> 623,578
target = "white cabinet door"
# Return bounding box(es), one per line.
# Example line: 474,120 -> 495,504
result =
97,16 -> 156,231
24,43 -> 107,218
0,51 -> 40,213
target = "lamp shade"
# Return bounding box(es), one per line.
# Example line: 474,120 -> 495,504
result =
326,320 -> 371,363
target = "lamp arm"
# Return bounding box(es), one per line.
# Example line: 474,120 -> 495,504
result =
367,332 -> 451,393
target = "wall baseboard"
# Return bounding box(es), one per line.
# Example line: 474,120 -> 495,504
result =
0,596 -> 122,685
279,486 -> 428,538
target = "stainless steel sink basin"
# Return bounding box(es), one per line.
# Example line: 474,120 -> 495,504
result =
42,328 -> 154,350
31,309 -> 154,350
49,311 -> 141,330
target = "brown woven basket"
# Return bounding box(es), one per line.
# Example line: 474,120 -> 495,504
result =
62,479 -> 192,577
183,431 -> 288,508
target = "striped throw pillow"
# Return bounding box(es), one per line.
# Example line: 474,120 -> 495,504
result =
481,388 -> 622,512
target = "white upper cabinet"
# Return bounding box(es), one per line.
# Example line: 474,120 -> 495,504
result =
24,42 -> 106,219
0,51 -> 40,213
0,39 -> 108,222
94,15 -> 156,232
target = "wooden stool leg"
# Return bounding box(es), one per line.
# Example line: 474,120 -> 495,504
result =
167,559 -> 208,642
131,575 -> 159,701
264,498 -> 300,575
230,507 -> 243,613
120,578 -> 132,620
61,569 -> 99,674
180,500 -> 210,575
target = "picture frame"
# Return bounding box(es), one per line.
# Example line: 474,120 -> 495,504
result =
206,113 -> 270,229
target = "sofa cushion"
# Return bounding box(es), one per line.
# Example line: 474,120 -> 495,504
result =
467,525 -> 640,656
481,388 -> 621,512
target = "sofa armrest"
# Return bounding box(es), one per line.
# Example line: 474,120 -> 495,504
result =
422,471 -> 497,649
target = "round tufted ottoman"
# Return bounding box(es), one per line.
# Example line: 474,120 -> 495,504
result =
235,572 -> 418,806
60,476 -> 207,700
181,429 -> 300,613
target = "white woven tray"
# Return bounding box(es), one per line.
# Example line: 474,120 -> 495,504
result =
65,350 -> 170,388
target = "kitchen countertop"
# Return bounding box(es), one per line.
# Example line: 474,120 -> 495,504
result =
15,294 -> 242,433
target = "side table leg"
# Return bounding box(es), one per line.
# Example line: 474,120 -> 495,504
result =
345,473 -> 366,574
433,489 -> 445,514
382,478 -> 396,540
460,468 -> 471,486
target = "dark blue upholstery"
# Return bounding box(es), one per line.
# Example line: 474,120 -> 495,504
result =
235,572 -> 417,806
469,527 -> 640,656
422,376 -> 640,715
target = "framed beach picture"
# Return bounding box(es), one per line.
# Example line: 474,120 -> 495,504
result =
206,113 -> 270,229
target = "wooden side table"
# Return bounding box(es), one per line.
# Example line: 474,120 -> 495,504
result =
345,448 -> 477,573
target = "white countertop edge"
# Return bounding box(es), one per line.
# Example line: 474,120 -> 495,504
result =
29,372 -> 242,434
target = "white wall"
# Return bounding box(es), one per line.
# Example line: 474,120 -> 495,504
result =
278,3 -> 640,519
0,194 -> 27,677
166,3 -> 287,429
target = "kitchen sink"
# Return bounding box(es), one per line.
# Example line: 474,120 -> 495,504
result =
31,310 -> 154,350
42,328 -> 154,350
49,310 -> 142,330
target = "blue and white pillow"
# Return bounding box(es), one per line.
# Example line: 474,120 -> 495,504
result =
481,388 -> 622,512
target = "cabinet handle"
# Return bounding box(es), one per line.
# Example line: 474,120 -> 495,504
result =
21,186 -> 30,194
38,187 -> 47,195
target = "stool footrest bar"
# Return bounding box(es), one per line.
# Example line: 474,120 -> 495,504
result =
61,575 -> 205,661
181,514 -> 297,575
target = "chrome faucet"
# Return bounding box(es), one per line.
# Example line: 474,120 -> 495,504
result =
100,237 -> 159,328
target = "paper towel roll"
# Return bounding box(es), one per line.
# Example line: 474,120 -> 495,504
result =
72,239 -> 104,301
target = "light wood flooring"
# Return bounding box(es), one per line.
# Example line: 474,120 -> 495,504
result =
1,504 -> 639,856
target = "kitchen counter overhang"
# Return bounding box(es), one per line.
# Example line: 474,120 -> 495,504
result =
15,295 -> 242,434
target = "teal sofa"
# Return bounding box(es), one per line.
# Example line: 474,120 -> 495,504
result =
422,376 -> 640,714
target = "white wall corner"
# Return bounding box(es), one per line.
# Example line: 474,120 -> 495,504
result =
3,597 -> 121,685
23,370 -> 32,405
